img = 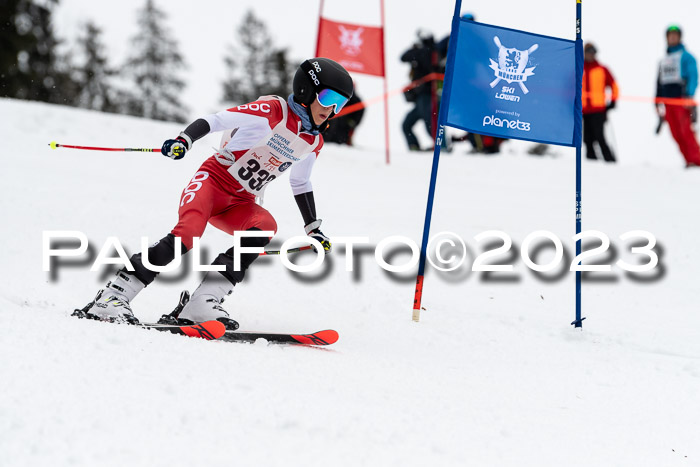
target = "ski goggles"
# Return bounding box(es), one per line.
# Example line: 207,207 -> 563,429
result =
316,88 -> 349,113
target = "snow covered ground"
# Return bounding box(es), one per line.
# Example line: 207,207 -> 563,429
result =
2,96 -> 699,466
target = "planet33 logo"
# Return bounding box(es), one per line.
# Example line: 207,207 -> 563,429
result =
483,115 -> 531,132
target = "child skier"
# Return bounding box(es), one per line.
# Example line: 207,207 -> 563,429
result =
79,58 -> 354,329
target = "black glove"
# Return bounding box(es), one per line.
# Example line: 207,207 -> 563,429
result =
655,103 -> 664,117
690,106 -> 698,124
161,134 -> 190,160
655,115 -> 665,135
304,220 -> 331,254
606,100 -> 616,111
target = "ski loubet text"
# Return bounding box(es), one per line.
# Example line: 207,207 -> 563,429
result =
42,230 -> 660,277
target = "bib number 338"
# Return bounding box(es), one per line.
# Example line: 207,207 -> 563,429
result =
237,159 -> 276,192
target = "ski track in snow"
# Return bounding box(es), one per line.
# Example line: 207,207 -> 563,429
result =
1,98 -> 699,466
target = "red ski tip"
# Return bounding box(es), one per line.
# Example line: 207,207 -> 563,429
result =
181,320 -> 226,340
291,330 -> 339,346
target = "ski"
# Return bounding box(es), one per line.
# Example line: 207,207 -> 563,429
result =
160,291 -> 339,346
72,308 -> 226,341
72,294 -> 226,341
73,290 -> 336,345
220,329 -> 338,346
140,320 -> 226,340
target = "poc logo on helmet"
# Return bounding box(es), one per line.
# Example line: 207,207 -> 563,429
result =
306,60 -> 322,85
307,69 -> 320,86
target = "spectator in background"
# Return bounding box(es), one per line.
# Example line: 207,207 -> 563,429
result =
582,43 -> 618,162
323,91 -> 364,146
656,25 -> 700,167
401,32 -> 437,151
435,13 -> 475,60
452,132 -> 505,154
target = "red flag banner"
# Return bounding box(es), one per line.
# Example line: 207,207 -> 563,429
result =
316,18 -> 385,77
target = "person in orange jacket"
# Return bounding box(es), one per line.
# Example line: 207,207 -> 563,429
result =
582,43 -> 619,162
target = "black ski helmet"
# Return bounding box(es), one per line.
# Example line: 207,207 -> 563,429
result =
293,58 -> 354,108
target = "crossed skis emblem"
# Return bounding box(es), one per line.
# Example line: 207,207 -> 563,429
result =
489,36 -> 539,94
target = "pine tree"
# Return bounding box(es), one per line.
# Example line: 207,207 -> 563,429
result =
73,21 -> 117,112
0,0 -> 34,98
265,49 -> 295,98
222,10 -> 295,105
0,0 -> 77,104
123,0 -> 188,122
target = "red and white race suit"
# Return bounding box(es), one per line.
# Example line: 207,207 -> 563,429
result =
172,96 -> 324,249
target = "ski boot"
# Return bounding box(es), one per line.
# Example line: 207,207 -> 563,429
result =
161,274 -> 239,331
73,271 -> 143,324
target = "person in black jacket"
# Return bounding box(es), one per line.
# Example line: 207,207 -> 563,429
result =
401,32 -> 436,151
323,92 -> 364,146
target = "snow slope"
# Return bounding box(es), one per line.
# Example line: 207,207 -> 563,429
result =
1,97 -> 700,466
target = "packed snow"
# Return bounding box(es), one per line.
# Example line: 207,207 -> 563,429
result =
3,1 -> 700,464
1,92 -> 699,466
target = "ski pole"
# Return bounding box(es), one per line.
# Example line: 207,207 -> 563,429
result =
607,118 -> 619,158
260,245 -> 314,256
49,141 -> 160,152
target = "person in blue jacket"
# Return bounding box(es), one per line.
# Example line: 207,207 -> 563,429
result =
656,25 -> 699,167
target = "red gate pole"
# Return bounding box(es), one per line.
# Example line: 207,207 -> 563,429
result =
380,0 -> 390,164
315,0 -> 325,56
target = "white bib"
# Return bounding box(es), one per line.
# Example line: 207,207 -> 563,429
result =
220,96 -> 320,196
659,51 -> 683,86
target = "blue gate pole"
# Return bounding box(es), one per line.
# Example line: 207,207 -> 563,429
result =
572,0 -> 585,328
412,0 -> 463,322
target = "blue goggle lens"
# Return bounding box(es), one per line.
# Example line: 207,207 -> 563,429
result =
316,88 -> 349,113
